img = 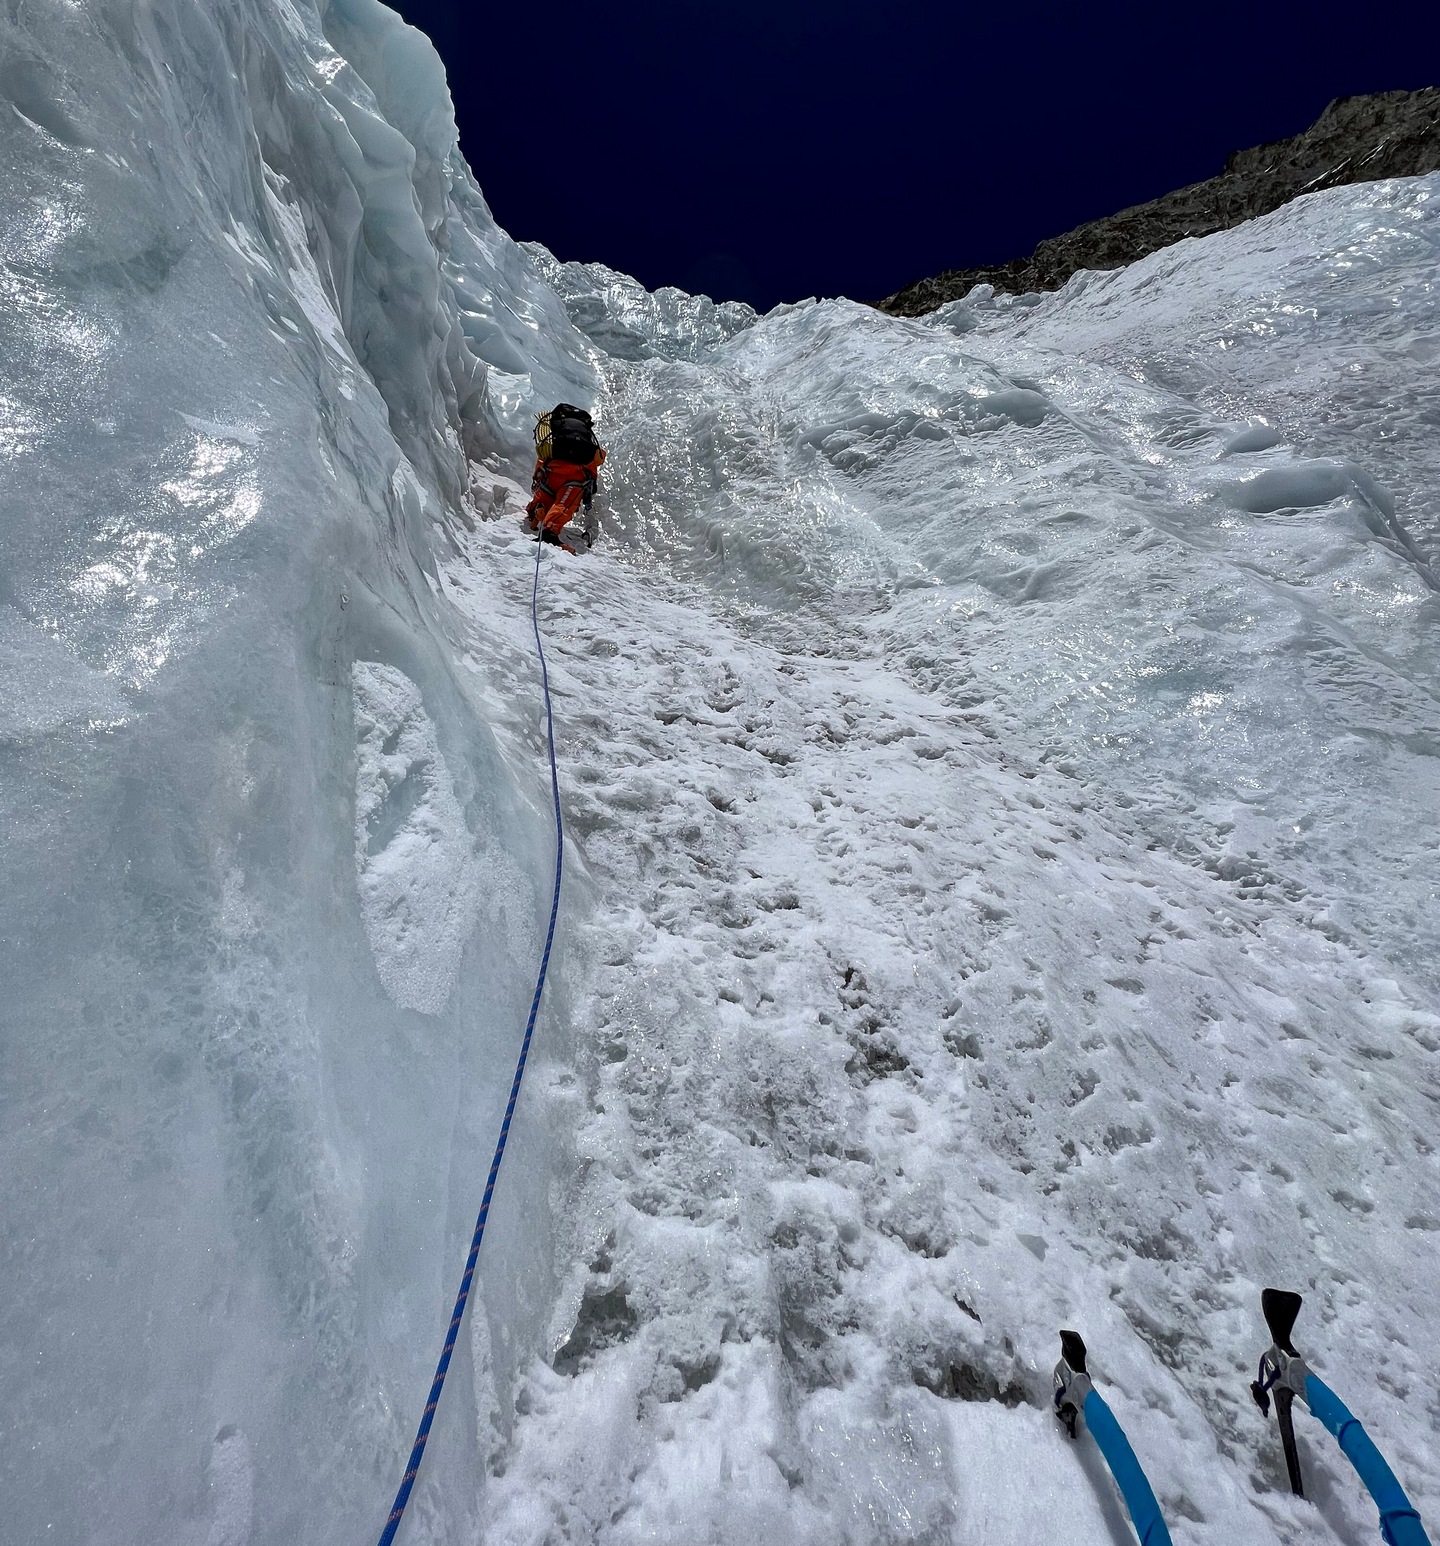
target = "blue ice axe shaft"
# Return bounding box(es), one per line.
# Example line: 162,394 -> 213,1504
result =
1055,1332 -> 1172,1546
1081,1388 -> 1173,1546
1304,1375 -> 1430,1546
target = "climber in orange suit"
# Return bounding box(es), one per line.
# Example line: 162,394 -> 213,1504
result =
523,403 -> 606,553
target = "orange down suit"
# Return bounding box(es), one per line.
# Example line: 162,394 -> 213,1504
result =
526,448 -> 606,541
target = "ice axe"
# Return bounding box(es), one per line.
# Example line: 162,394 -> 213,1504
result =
1249,1289 -> 1432,1545
1250,1288 -> 1305,1496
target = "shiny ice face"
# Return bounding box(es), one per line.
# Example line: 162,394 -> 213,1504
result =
0,2 -> 593,1541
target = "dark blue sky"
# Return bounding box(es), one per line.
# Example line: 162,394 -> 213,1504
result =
387,0 -> 1437,310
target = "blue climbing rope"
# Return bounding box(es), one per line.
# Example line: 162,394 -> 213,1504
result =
376,536 -> 565,1546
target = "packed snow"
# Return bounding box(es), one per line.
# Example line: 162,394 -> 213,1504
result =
0,3 -> 1436,1546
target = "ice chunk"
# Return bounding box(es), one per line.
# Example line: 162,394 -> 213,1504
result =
1218,421 -> 1283,456
1228,458 -> 1360,512
977,386 -> 1050,426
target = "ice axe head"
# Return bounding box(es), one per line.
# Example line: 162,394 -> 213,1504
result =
1054,1331 -> 1090,1440
1059,1329 -> 1088,1374
1261,1289 -> 1303,1356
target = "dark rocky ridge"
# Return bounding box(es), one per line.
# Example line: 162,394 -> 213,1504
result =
877,89 -> 1440,317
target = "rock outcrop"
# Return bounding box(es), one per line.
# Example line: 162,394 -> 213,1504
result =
877,89 -> 1440,316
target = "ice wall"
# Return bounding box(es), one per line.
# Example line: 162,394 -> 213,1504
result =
481,182 -> 1440,1542
589,180 -> 1440,999
0,2 -> 592,1542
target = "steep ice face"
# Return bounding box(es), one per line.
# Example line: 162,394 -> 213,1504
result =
0,1 -> 589,1543
448,371 -> 1440,1546
476,178 -> 1440,1542
594,180 -> 1440,999
476,177 -> 1440,1533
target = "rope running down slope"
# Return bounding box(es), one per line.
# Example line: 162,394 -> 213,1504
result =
377,537 -> 566,1546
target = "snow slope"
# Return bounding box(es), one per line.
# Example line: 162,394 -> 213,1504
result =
456,176 -> 1440,1546
1,2 -> 1437,1544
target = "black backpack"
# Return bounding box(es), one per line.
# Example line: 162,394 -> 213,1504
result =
538,403 -> 598,463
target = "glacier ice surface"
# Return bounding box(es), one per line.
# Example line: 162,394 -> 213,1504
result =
2,2 -> 1438,1544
